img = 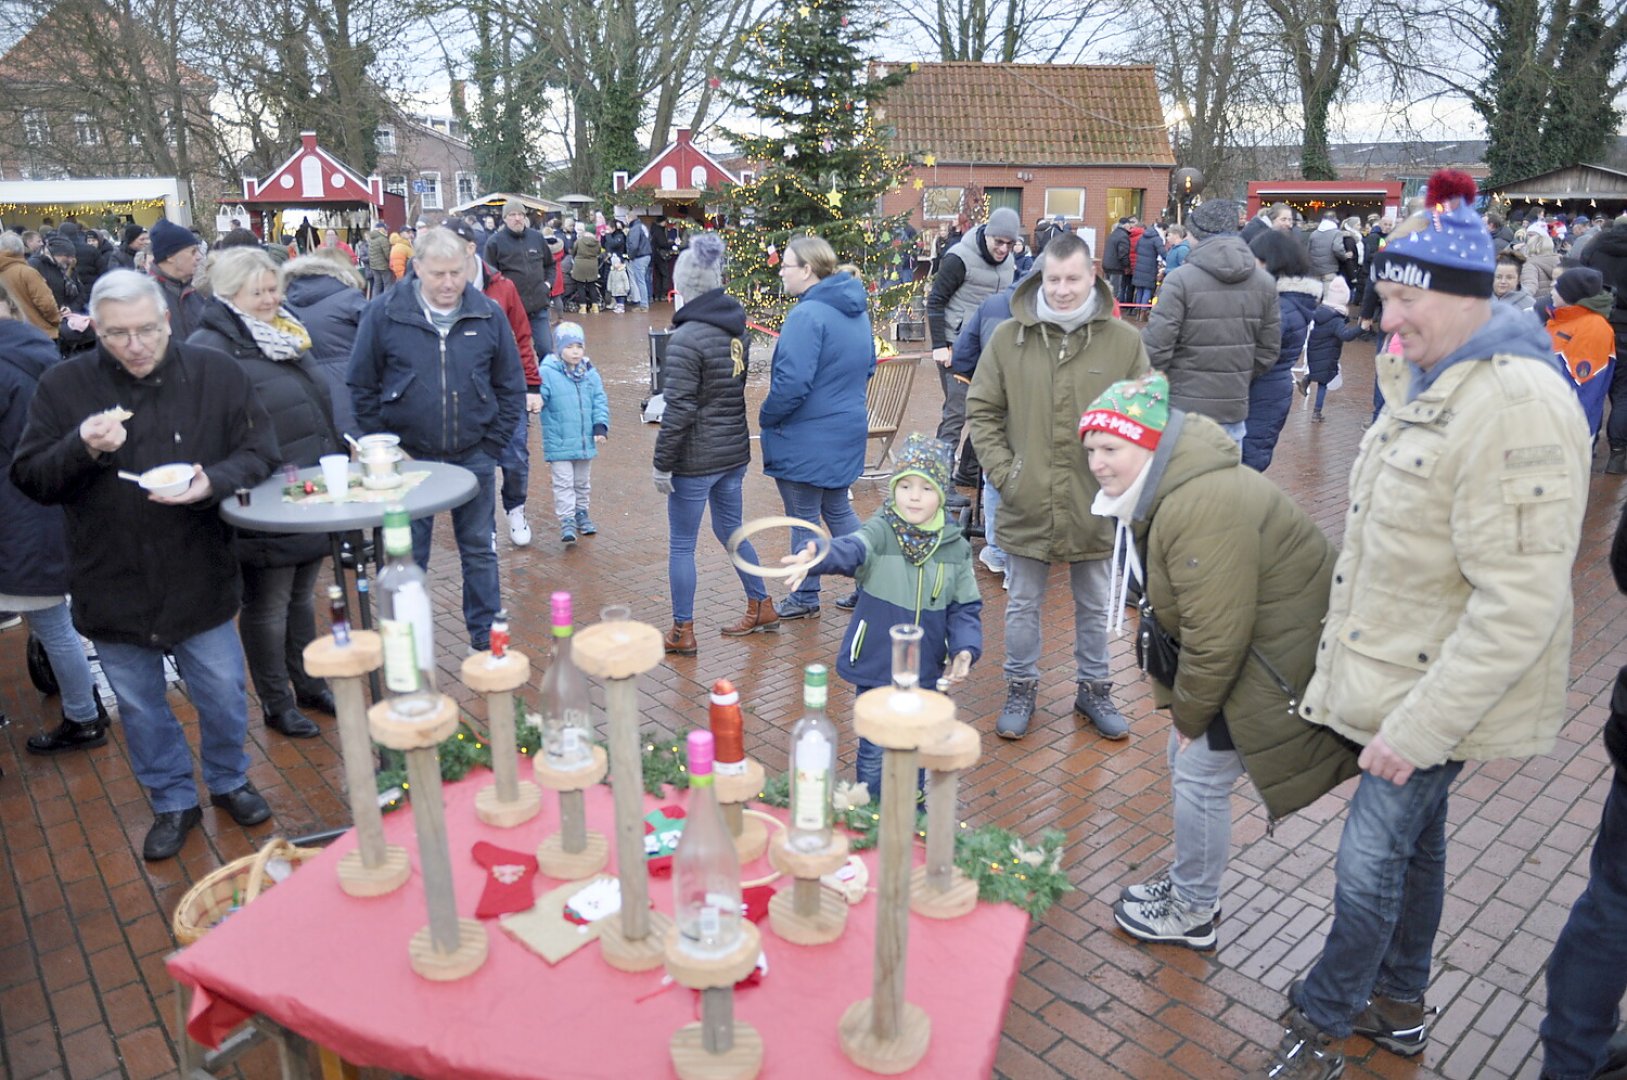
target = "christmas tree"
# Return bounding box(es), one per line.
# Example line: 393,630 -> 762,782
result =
718,0 -> 920,327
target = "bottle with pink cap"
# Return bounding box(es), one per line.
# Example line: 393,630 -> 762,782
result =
539,591 -> 594,770
672,730 -> 743,955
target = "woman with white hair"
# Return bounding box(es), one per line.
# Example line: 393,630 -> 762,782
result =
189,247 -> 342,739
1521,227 -> 1560,302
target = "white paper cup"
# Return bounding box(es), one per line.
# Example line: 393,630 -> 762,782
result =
319,454 -> 351,502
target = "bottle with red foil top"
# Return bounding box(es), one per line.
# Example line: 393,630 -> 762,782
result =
708,679 -> 747,776
489,609 -> 510,661
672,730 -> 743,955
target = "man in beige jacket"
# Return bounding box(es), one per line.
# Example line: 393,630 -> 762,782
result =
1253,175 -> 1591,1080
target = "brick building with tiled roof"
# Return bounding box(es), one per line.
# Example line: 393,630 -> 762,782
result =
876,62 -> 1175,250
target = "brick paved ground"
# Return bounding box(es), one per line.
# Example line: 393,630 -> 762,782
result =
2,302 -> 1623,1079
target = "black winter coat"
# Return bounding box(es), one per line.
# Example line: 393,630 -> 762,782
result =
1609,500 -> 1627,775
1582,225 -> 1627,337
28,256 -> 95,354
188,300 -> 339,567
1305,303 -> 1364,385
11,340 -> 280,647
483,225 -> 555,315
282,266 -> 367,437
155,269 -> 205,340
0,320 -> 72,597
1103,226 -> 1132,272
653,288 -> 753,477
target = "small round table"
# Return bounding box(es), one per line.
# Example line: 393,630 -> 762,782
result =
220,460 -> 478,697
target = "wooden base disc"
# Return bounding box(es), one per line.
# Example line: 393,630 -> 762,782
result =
535,829 -> 609,880
533,743 -> 609,791
838,998 -> 931,1075
664,921 -> 761,989
302,631 -> 381,678
768,832 -> 850,879
768,884 -> 847,945
407,918 -> 488,981
367,695 -> 459,750
853,686 -> 956,751
908,865 -> 978,920
732,813 -> 769,865
459,649 -> 530,693
669,1021 -> 763,1080
713,757 -> 766,804
475,780 -> 544,828
336,845 -> 411,897
599,909 -> 674,973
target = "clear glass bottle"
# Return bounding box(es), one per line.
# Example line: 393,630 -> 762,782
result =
788,664 -> 837,853
672,730 -> 743,955
890,623 -> 924,713
539,592 -> 593,769
327,585 -> 350,647
374,505 -> 437,718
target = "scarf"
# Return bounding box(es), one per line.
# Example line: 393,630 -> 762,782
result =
1089,458 -> 1155,638
562,357 -> 595,383
881,504 -> 943,567
1033,284 -> 1098,334
223,299 -> 311,360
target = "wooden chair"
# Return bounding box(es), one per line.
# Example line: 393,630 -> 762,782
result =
861,353 -> 923,478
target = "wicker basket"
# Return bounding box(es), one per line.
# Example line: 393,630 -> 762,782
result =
172,837 -> 322,945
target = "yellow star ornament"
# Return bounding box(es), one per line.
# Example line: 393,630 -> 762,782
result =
922,153 -> 937,167
827,188 -> 844,208
912,179 -> 924,190
798,4 -> 810,14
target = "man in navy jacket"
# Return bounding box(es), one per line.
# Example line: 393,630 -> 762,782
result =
348,226 -> 525,651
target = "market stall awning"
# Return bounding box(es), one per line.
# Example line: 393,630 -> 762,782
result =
241,131 -> 382,208
448,191 -> 564,216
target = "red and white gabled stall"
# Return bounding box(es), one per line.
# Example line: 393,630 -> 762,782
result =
228,131 -> 401,244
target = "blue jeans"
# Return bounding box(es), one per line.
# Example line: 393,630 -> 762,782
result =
773,479 -> 863,606
1134,286 -> 1154,306
410,448 -> 500,651
500,411 -> 530,513
94,619 -> 252,813
1219,419 -> 1247,445
1002,554 -> 1110,683
982,478 -> 1005,563
1314,382 -> 1330,411
668,467 -> 768,622
1542,771 -> 1627,1080
630,255 -> 651,306
24,601 -> 98,722
529,310 -> 552,363
1293,760 -> 1465,1036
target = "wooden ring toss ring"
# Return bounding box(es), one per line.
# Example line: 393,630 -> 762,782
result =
726,516 -> 832,580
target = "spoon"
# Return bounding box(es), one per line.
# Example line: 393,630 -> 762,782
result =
117,471 -> 145,484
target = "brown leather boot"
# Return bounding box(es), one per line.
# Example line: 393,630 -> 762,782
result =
720,598 -> 780,637
664,621 -> 697,656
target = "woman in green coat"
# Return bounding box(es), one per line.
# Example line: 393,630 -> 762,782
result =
1079,373 -> 1358,951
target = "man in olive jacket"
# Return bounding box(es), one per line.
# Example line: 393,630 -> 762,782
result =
966,231 -> 1148,740
1255,181 -> 1590,1080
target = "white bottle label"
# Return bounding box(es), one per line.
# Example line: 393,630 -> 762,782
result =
395,580 -> 434,673
379,619 -> 419,693
793,731 -> 832,831
699,904 -> 720,939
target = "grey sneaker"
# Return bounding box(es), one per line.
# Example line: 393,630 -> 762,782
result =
1075,680 -> 1129,739
995,679 -> 1037,739
1349,986 -> 1433,1058
1247,1008 -> 1344,1080
1113,895 -> 1217,951
1117,875 -> 1221,921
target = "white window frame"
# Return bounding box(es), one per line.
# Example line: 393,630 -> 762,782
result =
73,112 -> 101,147
23,109 -> 48,144
922,186 -> 964,220
419,171 -> 442,210
1044,188 -> 1085,220
455,171 -> 477,203
376,126 -> 397,155
385,174 -> 407,197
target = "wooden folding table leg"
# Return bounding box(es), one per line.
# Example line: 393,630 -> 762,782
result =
318,1046 -> 360,1080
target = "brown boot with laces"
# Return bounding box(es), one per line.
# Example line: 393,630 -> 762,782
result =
664,621 -> 697,656
720,598 -> 780,637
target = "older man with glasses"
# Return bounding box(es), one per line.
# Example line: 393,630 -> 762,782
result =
11,270 -> 281,862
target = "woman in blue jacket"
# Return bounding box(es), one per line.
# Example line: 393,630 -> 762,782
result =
760,235 -> 877,619
0,281 -> 108,757
1242,230 -> 1320,472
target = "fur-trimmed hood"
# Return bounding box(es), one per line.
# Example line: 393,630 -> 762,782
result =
280,254 -> 364,289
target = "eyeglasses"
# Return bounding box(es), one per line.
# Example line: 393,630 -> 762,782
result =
100,324 -> 165,346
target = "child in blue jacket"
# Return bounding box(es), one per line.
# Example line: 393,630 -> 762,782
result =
536,321 -> 610,544
783,433 -> 982,797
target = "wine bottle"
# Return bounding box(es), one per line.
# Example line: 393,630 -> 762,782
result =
788,664 -> 837,852
709,679 -> 747,776
374,506 -> 437,718
539,592 -> 593,769
672,730 -> 744,955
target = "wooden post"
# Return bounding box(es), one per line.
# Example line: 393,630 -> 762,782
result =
767,831 -> 849,946
570,617 -> 672,973
665,921 -> 764,1080
838,685 -> 954,1073
533,745 -> 609,879
461,650 -> 542,828
369,696 -> 487,981
302,633 -> 409,897
713,758 -> 768,864
910,721 -> 981,920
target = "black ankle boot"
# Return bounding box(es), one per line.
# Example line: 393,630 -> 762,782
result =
26,692 -> 110,755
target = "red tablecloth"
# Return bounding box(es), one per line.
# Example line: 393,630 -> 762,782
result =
167,764 -> 1028,1079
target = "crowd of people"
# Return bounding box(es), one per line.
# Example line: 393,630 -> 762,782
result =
4,167 -> 1627,1079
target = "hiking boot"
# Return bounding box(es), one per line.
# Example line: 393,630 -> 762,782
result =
1248,1008 -> 1344,1080
1312,409 -> 1324,422
1347,983 -> 1433,1058
1113,894 -> 1217,951
1075,680 -> 1129,739
996,679 -> 1038,739
26,692 -> 111,755
1117,875 -> 1222,921
575,508 -> 597,535
1609,448 -> 1627,475
560,517 -> 578,545
720,599 -> 779,637
664,621 -> 697,656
